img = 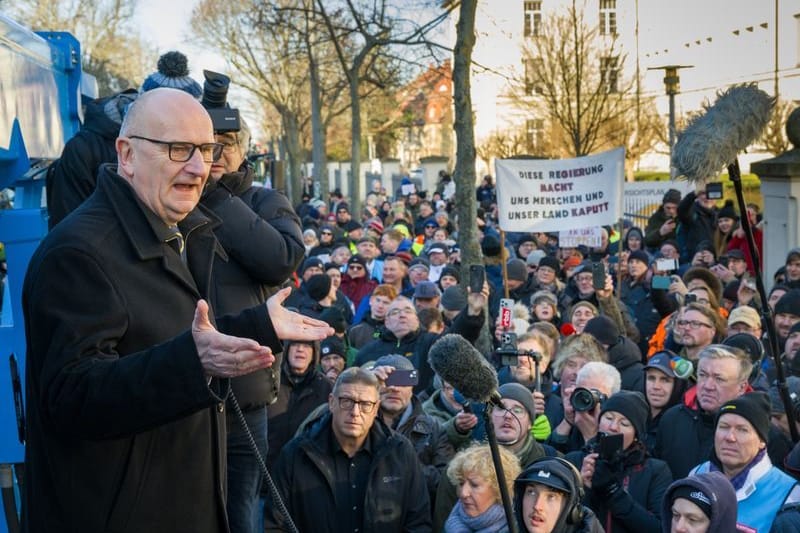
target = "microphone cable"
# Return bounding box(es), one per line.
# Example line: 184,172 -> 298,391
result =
228,391 -> 299,533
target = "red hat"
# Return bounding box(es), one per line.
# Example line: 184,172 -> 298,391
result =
367,219 -> 384,235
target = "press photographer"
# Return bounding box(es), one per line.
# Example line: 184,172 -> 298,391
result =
567,391 -> 673,533
198,70 -> 305,533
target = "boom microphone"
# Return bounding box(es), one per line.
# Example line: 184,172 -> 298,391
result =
429,334 -> 501,404
672,84 -> 775,183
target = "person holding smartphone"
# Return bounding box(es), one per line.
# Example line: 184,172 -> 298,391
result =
567,391 -> 673,533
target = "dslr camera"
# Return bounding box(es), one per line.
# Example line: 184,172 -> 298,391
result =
201,70 -> 241,133
570,387 -> 608,412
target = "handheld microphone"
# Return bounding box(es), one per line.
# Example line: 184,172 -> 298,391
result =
670,356 -> 694,380
429,334 -> 501,405
672,84 -> 774,183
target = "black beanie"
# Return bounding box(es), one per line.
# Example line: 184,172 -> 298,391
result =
775,289 -> 800,317
662,189 -> 682,205
538,255 -> 561,272
600,390 -> 649,440
628,249 -> 650,265
583,315 -> 620,346
670,485 -> 713,520
717,200 -> 738,221
716,392 -> 771,443
319,306 -> 347,334
440,265 -> 461,283
481,234 -> 502,257
305,274 -> 332,302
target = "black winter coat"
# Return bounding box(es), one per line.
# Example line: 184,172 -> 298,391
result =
266,362 -> 332,468
47,90 -> 137,228
23,168 -> 283,533
566,444 -> 672,533
677,191 -> 717,264
653,388 -> 716,479
264,415 -> 432,533
608,337 -> 645,393
202,165 -> 304,412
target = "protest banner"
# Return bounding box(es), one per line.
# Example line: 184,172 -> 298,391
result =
495,147 -> 625,233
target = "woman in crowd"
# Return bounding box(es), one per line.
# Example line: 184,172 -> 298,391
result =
712,201 -> 738,259
623,227 -> 646,254
567,301 -> 598,335
530,290 -> 560,327
568,390 -> 673,533
445,444 -> 522,533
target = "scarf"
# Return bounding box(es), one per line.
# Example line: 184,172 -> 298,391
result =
710,448 -> 767,490
444,501 -> 508,533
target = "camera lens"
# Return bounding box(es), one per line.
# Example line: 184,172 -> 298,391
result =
571,387 -> 597,412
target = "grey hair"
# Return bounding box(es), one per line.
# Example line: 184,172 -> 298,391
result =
575,361 -> 621,395
698,344 -> 753,383
236,116 -> 251,153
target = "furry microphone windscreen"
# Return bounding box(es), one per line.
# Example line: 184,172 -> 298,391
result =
672,83 -> 775,183
428,334 -> 499,403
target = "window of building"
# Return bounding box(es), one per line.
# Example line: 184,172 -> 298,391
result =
600,0 -> 617,36
600,56 -> 619,93
526,119 -> 545,154
523,1 -> 543,38
524,57 -> 544,96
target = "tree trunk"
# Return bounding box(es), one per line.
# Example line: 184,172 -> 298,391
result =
349,75 -> 363,217
452,0 -> 489,352
282,110 -> 303,205
310,57 -> 329,198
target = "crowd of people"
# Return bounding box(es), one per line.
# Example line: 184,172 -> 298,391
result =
22,49 -> 800,533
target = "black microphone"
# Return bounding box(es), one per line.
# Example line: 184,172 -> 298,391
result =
672,84 -> 774,183
429,334 -> 501,405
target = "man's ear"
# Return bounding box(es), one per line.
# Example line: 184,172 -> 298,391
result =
116,137 -> 134,176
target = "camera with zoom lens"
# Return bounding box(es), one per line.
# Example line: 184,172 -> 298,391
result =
570,387 -> 608,412
201,70 -> 241,133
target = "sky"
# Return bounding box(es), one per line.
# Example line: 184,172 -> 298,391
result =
135,0 -> 226,85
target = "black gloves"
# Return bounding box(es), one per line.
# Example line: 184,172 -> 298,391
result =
591,458 -> 622,496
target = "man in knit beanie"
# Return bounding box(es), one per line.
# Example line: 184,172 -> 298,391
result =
690,392 -> 800,532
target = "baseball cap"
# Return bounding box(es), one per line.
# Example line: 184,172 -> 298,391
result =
645,350 -> 680,378
414,281 -> 440,299
727,306 -> 761,330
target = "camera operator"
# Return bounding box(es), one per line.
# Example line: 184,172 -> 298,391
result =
198,71 -> 305,533
567,391 -> 672,533
547,362 -> 621,454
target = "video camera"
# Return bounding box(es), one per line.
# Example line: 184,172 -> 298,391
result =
570,386 -> 607,412
201,70 -> 241,133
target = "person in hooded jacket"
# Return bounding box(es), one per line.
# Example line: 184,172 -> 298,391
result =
514,457 -> 604,533
47,89 -> 139,228
660,471 -> 738,533
620,250 -> 673,356
676,190 -> 718,265
265,339 -> 332,469
567,390 -> 673,533
642,351 -> 691,455
582,316 -> 645,393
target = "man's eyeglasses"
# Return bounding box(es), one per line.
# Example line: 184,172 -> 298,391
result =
128,135 -> 224,163
336,396 -> 377,413
492,404 -> 527,418
219,141 -> 239,154
676,319 -> 713,329
387,307 -> 416,317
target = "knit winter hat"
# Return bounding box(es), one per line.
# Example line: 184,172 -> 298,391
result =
506,259 -> 528,282
775,289 -> 800,317
670,485 -> 713,520
305,274 -> 332,302
140,51 -> 203,97
538,256 -> 561,273
440,265 -> 461,283
374,353 -> 416,371
662,189 -> 682,205
321,336 -> 347,359
319,306 -> 347,334
441,286 -> 468,311
498,382 -> 537,420
600,390 -> 649,439
583,315 -> 620,346
300,256 -> 325,276
628,249 -> 650,265
526,249 -> 547,267
481,234 -> 502,257
716,391 -> 771,443
717,200 -> 738,221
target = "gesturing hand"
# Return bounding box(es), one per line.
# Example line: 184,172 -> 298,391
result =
193,299 -> 275,378
266,287 -> 335,341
